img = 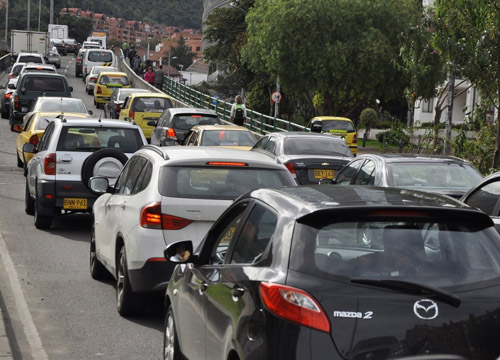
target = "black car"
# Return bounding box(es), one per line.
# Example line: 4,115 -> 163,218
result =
334,153 -> 483,198
104,88 -> 149,119
163,185 -> 500,360
0,80 -> 16,119
50,39 -> 67,56
251,132 -> 353,184
63,38 -> 80,54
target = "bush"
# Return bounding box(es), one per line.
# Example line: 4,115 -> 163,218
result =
359,108 -> 378,131
376,121 -> 410,147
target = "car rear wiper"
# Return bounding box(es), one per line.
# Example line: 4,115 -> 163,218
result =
351,278 -> 461,307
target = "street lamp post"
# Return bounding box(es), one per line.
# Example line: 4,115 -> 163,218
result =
167,50 -> 177,78
5,0 -> 8,51
178,64 -> 184,83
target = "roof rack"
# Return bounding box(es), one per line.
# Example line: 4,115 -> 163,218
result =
142,145 -> 169,160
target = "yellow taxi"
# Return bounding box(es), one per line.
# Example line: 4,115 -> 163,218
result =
119,92 -> 174,139
93,71 -> 131,108
308,116 -> 358,155
13,111 -> 90,168
184,125 -> 258,150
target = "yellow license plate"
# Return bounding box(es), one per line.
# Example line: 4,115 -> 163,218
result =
63,198 -> 87,210
314,169 -> 334,179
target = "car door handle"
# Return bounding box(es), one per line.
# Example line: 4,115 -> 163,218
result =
231,287 -> 245,298
61,155 -> 73,162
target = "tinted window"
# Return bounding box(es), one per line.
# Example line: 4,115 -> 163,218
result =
88,51 -> 113,62
283,137 -> 352,156
253,137 -> 269,150
114,157 -> 139,193
264,137 -> 277,153
23,76 -> 66,92
132,161 -> 153,194
38,122 -> 55,151
57,127 -> 143,152
120,157 -> 147,195
12,63 -> 25,76
291,215 -> 500,288
132,97 -> 173,112
335,159 -> 364,184
172,114 -> 220,130
354,160 -> 375,185
201,130 -> 256,146
159,167 -> 295,200
465,180 -> 500,216
18,56 -> 43,63
321,120 -> 355,132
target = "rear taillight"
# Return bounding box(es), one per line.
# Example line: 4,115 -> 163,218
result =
96,86 -> 102,94
140,202 -> 193,230
284,161 -> 296,175
166,128 -> 176,138
353,133 -> 357,144
129,110 -> 135,120
29,134 -> 39,145
259,282 -> 330,333
115,104 -> 121,112
90,77 -> 97,82
9,74 -> 13,78
4,93 -> 11,100
14,95 -> 19,109
44,153 -> 56,175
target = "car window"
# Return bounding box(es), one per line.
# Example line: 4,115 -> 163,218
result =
57,127 -> 143,152
264,137 -> 277,154
132,161 -> 153,194
34,116 -> 51,131
335,159 -> 364,184
36,100 -> 87,113
99,74 -> 130,86
283,137 -> 351,156
230,204 -> 278,264
114,157 -> 139,193
186,130 -> 199,146
18,55 -> 43,63
131,97 -> 173,113
253,137 -> 269,150
201,130 -> 255,146
157,111 -> 169,127
120,157 -> 147,195
23,76 -> 66,92
88,51 -> 113,62
354,160 -> 376,185
464,180 -> 500,216
122,96 -> 131,110
23,113 -> 35,129
322,120 -> 355,132
209,203 -> 249,265
38,122 -> 55,151
159,166 -> 295,200
172,114 -> 220,129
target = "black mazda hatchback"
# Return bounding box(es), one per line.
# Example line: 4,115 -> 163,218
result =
163,185 -> 500,360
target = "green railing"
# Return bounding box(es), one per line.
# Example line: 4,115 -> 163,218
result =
162,78 -> 309,134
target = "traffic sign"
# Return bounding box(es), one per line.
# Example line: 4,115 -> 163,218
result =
271,91 -> 282,103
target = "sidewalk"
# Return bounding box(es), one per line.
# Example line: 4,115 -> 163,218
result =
0,307 -> 13,359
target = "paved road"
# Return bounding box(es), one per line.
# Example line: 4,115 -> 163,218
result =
0,55 -> 164,360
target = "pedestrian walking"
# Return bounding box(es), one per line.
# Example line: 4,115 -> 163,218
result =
122,41 -> 129,58
154,65 -> 165,90
128,46 -> 137,64
132,54 -> 141,74
144,66 -> 155,85
230,95 -> 247,126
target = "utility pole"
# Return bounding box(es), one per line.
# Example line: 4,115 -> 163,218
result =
444,73 -> 455,155
49,0 -> 54,24
27,0 -> 31,31
4,0 -> 8,51
38,0 -> 41,31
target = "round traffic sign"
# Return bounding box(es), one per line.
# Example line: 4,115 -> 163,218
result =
271,91 -> 282,103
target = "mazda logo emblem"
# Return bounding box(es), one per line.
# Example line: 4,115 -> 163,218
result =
413,299 -> 438,320
322,162 -> 330,166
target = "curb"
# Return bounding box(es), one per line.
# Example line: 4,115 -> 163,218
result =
0,307 -> 13,360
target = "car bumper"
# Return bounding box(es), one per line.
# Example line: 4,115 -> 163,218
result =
95,96 -> 111,104
37,179 -> 98,215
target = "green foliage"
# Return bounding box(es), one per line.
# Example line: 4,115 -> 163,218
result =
376,121 -> 410,149
58,16 -> 93,44
170,36 -> 195,69
359,108 -> 378,131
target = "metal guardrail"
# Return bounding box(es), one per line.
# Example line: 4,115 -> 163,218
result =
0,53 -> 12,73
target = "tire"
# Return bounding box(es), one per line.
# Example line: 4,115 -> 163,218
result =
116,246 -> 145,316
34,189 -> 52,229
25,180 -> 35,215
90,224 -> 109,279
16,152 -> 23,168
81,149 -> 128,189
163,306 -> 182,360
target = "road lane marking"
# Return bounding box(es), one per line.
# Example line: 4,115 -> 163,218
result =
0,233 -> 48,360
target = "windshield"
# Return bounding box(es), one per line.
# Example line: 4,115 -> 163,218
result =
132,97 -> 172,112
321,120 -> 355,132
34,100 -> 87,114
201,130 -> 256,146
284,137 -> 353,156
291,216 -> 500,289
387,162 -> 482,191
159,166 -> 295,200
88,51 -> 113,62
57,127 -> 143,152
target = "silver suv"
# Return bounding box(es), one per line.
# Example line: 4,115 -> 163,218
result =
24,117 -> 147,229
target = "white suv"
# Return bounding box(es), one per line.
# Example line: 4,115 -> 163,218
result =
24,118 -> 147,229
88,146 -> 296,316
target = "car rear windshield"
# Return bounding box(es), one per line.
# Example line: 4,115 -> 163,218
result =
99,74 -> 130,86
172,114 -> 221,130
23,76 -> 66,92
387,162 -> 482,191
18,56 -> 43,64
23,67 -> 56,73
284,137 -> 353,156
132,97 -> 173,112
201,130 -> 256,146
159,166 -> 295,200
57,127 -> 143,152
88,51 -> 113,62
321,120 -> 355,132
36,100 -> 87,113
290,214 -> 500,289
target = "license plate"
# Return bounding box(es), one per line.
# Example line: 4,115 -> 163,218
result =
314,169 -> 334,179
63,198 -> 87,210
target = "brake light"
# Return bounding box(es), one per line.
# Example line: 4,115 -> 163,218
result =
369,210 -> 430,217
140,202 -> 193,230
4,93 -> 11,100
115,104 -> 121,112
44,153 -> 56,175
284,161 -> 296,175
29,134 -> 39,145
162,214 -> 193,230
207,161 -> 248,167
90,77 -> 97,82
353,133 -> 357,144
166,128 -> 176,138
259,282 -> 330,333
14,95 -> 19,109
191,115 -> 202,118
129,110 -> 135,120
9,74 -> 13,78
96,86 -> 102,94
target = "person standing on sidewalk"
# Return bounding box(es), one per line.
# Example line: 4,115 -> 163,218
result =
144,66 -> 155,86
154,65 -> 165,90
230,95 -> 247,126
122,41 -> 129,58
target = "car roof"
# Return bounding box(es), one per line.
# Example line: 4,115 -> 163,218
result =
22,63 -> 56,69
244,185 -> 481,220
118,88 -> 149,94
31,111 -> 90,119
357,153 -> 473,164
35,97 -> 84,103
19,72 -> 66,78
50,118 -> 141,128
311,116 -> 353,122
17,52 -> 44,57
128,92 -> 172,99
264,131 -> 347,140
193,125 -> 248,131
140,145 -> 286,169
97,71 -> 127,77
167,107 -> 218,116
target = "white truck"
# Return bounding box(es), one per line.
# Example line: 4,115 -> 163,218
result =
48,24 -> 68,40
10,30 -> 50,57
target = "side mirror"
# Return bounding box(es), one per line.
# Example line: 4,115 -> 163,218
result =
88,110 -> 93,115
7,83 -> 16,90
23,143 -> 37,153
13,124 -> 22,132
88,176 -> 110,194
69,86 -> 73,92
164,241 -> 194,263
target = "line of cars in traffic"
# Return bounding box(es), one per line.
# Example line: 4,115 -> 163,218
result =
4,50 -> 500,359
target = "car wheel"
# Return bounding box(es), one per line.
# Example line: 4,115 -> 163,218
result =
34,189 -> 52,229
16,152 -> 23,168
90,224 -> 109,279
116,246 -> 145,316
81,149 -> 128,189
25,180 -> 34,215
163,306 -> 182,360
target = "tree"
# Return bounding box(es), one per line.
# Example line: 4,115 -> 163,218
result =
170,36 -> 195,70
58,15 -> 94,43
242,0 -> 423,118
433,0 -> 500,168
359,108 -> 378,136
